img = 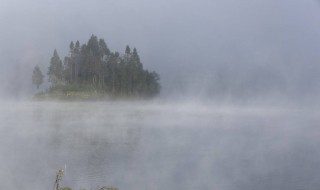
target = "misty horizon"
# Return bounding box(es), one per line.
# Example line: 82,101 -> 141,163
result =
1,0 -> 320,102
1,1 -> 320,190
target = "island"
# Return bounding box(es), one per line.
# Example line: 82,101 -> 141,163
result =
32,35 -> 161,100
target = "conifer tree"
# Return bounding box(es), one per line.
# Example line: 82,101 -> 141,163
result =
32,65 -> 44,89
48,49 -> 63,86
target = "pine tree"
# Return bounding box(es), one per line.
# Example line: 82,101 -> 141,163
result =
48,49 -> 64,87
32,65 -> 44,89
125,45 -> 131,55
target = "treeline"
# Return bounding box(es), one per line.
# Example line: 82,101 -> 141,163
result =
54,169 -> 118,190
38,35 -> 160,98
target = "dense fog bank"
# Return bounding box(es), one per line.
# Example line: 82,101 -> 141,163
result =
1,0 -> 320,104
0,101 -> 319,189
1,0 -> 320,189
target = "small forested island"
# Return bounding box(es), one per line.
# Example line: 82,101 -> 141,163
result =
32,35 -> 160,100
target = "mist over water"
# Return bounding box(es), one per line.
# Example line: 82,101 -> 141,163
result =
1,0 -> 320,189
1,100 -> 319,190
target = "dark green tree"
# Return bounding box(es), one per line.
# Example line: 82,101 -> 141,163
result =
43,35 -> 161,98
69,41 -> 74,50
48,49 -> 64,86
99,38 -> 110,57
125,45 -> 131,55
32,65 -> 44,89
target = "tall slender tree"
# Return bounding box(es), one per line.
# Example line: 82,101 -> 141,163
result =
32,65 -> 44,89
48,49 -> 63,86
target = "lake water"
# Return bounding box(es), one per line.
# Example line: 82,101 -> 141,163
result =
0,100 -> 319,190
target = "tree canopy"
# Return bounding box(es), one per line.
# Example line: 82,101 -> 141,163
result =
42,35 -> 160,99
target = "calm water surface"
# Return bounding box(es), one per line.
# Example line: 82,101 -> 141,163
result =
0,101 -> 319,190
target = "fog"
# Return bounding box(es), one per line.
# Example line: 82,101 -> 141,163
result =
1,0 -> 320,189
1,0 -> 320,101
1,101 -> 320,190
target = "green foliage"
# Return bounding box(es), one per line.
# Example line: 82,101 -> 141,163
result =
97,187 -> 119,190
44,35 -> 160,99
60,187 -> 72,190
48,49 -> 64,86
107,187 -> 118,190
32,65 -> 44,89
51,169 -> 118,190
